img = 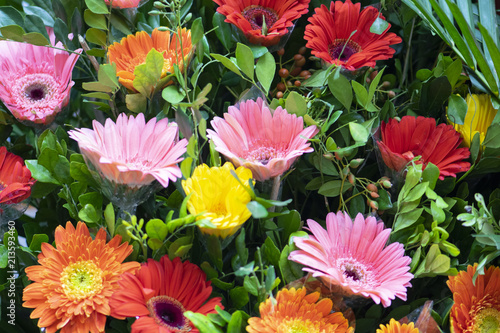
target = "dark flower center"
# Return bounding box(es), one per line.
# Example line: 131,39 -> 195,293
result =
242,5 -> 279,31
344,269 -> 361,281
328,39 -> 362,62
25,83 -> 48,101
147,296 -> 190,331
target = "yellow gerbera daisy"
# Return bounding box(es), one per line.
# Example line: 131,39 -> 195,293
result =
447,264 -> 500,332
182,162 -> 254,238
22,221 -> 140,333
246,287 -> 353,333
451,94 -> 498,148
377,319 -> 420,333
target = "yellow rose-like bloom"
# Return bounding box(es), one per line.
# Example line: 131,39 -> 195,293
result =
182,162 -> 254,238
376,319 -> 419,333
452,94 -> 498,148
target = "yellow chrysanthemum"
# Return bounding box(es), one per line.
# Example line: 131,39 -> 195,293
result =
451,94 -> 498,148
447,264 -> 500,333
377,319 -> 420,333
246,287 -> 353,333
22,222 -> 140,333
182,162 -> 254,238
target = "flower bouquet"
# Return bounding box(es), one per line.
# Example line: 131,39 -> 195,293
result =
1,0 -> 500,332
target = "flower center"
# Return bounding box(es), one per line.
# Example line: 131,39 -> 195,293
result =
328,39 -> 362,62
336,257 -> 375,286
60,260 -> 104,300
147,295 -> 190,332
244,142 -> 287,165
473,307 -> 500,333
15,73 -> 58,108
242,5 -> 279,31
278,319 -> 321,333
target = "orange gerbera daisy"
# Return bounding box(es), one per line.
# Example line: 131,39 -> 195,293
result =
213,0 -> 310,46
22,222 -> 140,333
246,287 -> 353,333
447,264 -> 500,332
377,319 -> 420,333
304,0 -> 402,70
108,28 -> 193,92
109,255 -> 223,333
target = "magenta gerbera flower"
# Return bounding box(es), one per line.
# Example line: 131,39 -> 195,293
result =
68,113 -> 188,188
289,212 -> 413,307
0,28 -> 81,126
207,98 -> 318,182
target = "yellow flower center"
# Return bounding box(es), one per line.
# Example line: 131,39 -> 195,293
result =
60,260 -> 103,300
278,318 -> 322,333
473,307 -> 500,333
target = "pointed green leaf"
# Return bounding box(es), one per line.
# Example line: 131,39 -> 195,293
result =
235,43 -> 254,81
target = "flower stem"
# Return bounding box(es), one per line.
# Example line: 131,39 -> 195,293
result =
269,175 -> 281,213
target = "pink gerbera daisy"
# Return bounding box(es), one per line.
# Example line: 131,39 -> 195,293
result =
289,211 -> 413,307
0,28 -> 81,126
207,98 -> 318,182
68,113 -> 187,188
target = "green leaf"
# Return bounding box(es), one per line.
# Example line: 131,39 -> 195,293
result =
78,204 -> 99,223
86,27 -> 107,46
184,312 -> 223,333
126,93 -> 147,113
247,201 -> 268,219
279,245 -> 304,284
328,69 -> 352,112
162,85 -> 186,104
256,52 -> 275,95
104,203 -> 115,236
419,76 -> 452,117
318,180 -> 353,197
191,17 -> 203,44
369,16 -> 389,34
352,80 -> 368,107
285,91 -> 307,116
29,234 -> 49,252
85,0 -> 109,14
263,237 -> 280,268
235,43 -> 254,81
447,0 -> 498,94
243,275 -> 260,296
212,12 -> 234,51
393,208 -> 424,231
146,219 -> 168,241
133,48 -> 165,97
0,25 -> 25,41
23,32 -> 50,46
23,6 -> 54,27
211,53 -> 241,76
25,160 -> 60,185
0,7 -> 24,27
447,94 -> 467,125
109,13 -> 132,35
38,149 -> 72,184
422,162 -> 440,189
98,64 -> 119,90
349,122 -> 369,143
483,123 -> 500,149
229,288 -> 249,309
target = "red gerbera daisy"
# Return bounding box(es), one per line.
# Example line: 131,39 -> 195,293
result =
213,0 -> 310,47
304,0 -> 402,70
0,146 -> 35,205
109,255 -> 223,333
376,116 -> 471,180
